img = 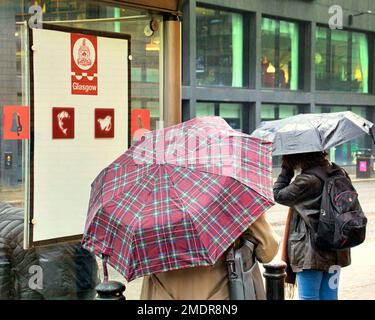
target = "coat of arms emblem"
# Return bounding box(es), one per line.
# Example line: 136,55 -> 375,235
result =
71,34 -> 98,95
77,38 -> 93,67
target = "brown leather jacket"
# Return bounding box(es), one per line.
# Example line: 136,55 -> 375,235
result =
273,166 -> 351,273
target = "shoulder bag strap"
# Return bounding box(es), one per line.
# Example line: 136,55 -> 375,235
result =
226,244 -> 236,276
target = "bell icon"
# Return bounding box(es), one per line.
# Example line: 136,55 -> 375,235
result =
10,112 -> 23,136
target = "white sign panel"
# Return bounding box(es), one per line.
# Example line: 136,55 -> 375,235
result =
30,27 -> 129,244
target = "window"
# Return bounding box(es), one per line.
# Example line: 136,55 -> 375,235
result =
314,106 -> 371,165
196,102 -> 248,132
196,7 -> 244,87
261,17 -> 299,90
260,103 -> 302,167
315,27 -> 369,93
261,104 -> 301,121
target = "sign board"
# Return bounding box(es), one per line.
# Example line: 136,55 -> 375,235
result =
27,25 -> 130,247
359,161 -> 367,172
131,109 -> 151,141
112,0 -> 181,15
3,106 -> 30,140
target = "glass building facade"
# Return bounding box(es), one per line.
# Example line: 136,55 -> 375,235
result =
182,0 -> 375,169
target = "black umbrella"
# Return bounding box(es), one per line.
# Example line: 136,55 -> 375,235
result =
251,111 -> 375,156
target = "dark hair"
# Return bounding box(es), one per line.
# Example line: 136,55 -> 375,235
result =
282,151 -> 329,171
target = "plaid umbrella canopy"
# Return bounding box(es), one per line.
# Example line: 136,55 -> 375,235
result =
82,117 -> 274,282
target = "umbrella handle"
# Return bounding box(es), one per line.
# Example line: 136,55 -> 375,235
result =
102,255 -> 109,282
369,126 -> 375,146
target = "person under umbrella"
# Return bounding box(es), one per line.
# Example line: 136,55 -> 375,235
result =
252,111 -> 374,300
82,117 -> 280,299
274,152 -> 350,300
140,206 -> 279,300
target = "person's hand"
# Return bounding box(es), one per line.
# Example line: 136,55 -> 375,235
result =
281,165 -> 294,179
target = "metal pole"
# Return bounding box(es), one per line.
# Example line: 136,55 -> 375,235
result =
263,262 -> 287,300
163,15 -> 182,127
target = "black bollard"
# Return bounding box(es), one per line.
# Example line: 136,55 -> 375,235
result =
263,262 -> 287,300
95,254 -> 126,300
95,281 -> 126,300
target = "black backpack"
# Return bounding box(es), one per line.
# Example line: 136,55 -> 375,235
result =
307,163 -> 367,251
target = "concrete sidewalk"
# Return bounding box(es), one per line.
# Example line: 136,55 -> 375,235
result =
340,239 -> 375,299
350,177 -> 375,183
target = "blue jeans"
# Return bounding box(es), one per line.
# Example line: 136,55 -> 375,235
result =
296,269 -> 341,300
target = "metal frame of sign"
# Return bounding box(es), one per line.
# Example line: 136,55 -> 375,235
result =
26,23 -> 131,248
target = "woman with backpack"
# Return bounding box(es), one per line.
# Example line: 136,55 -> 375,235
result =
273,151 -> 351,300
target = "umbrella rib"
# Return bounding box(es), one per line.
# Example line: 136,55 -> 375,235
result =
163,165 -> 212,262
134,165 -> 206,274
161,165 -> 188,214
108,164 -> 161,227
111,165 -> 164,280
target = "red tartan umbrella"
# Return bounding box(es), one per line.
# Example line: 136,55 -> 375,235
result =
82,117 -> 274,282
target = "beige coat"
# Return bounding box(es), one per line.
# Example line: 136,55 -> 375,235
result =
140,214 -> 280,300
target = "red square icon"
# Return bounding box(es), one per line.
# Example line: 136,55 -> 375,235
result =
3,106 -> 29,140
131,109 -> 151,142
52,107 -> 75,139
95,108 -> 114,138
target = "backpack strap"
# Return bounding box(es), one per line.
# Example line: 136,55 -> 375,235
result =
331,162 -> 351,180
305,162 -> 348,179
369,126 -> 375,145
